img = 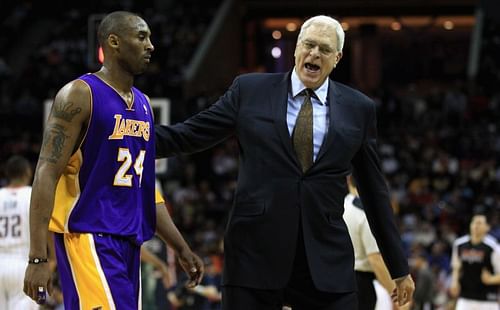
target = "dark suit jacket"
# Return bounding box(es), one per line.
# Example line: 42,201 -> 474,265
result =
155,72 -> 409,292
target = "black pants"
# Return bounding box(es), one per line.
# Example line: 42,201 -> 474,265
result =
222,228 -> 358,310
355,271 -> 376,310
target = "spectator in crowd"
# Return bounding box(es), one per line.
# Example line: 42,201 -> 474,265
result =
410,250 -> 435,310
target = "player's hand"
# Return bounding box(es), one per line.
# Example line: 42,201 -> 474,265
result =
391,274 -> 414,307
177,248 -> 204,288
481,268 -> 494,285
160,263 -> 174,288
449,282 -> 460,298
23,262 -> 53,304
188,284 -> 221,301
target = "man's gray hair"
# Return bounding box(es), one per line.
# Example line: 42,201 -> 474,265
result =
297,15 -> 345,52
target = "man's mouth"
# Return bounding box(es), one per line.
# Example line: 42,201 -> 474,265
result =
305,63 -> 320,72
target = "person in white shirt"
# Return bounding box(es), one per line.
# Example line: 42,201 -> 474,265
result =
0,155 -> 38,309
343,175 -> 397,310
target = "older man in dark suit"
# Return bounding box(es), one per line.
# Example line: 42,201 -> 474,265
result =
155,15 -> 414,310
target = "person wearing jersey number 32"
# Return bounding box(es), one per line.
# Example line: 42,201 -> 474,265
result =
0,156 -> 38,310
23,11 -> 203,310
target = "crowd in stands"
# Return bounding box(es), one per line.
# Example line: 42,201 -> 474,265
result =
1,2 -> 499,309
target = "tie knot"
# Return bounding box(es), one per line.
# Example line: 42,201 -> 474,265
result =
303,88 -> 316,99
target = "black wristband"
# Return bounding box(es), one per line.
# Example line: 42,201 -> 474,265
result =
28,258 -> 48,264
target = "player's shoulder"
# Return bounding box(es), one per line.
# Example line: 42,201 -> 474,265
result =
20,185 -> 32,195
56,77 -> 92,100
453,235 -> 470,247
0,186 -> 31,195
50,76 -> 92,121
484,234 -> 500,249
15,186 -> 32,195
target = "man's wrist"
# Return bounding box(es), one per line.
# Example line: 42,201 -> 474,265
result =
28,257 -> 49,264
394,274 -> 409,283
178,246 -> 192,258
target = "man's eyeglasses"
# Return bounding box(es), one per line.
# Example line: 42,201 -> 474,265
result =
301,40 -> 335,56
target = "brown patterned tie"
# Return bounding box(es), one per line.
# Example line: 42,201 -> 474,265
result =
293,88 -> 314,173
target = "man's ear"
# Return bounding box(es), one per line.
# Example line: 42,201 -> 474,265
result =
108,34 -> 119,49
335,51 -> 343,66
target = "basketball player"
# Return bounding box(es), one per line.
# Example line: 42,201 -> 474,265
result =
450,213 -> 500,310
23,11 -> 203,309
0,155 -> 38,309
343,175 -> 397,310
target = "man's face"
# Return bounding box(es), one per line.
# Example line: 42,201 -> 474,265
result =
117,16 -> 154,75
294,23 -> 342,89
470,215 -> 489,238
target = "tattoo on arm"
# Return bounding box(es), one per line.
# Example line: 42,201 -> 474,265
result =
53,101 -> 82,122
39,124 -> 69,164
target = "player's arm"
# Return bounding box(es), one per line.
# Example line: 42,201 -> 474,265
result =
140,246 -> 172,288
449,243 -> 461,298
155,201 -> 204,288
358,214 -> 396,294
24,80 -> 90,302
367,252 -> 396,293
189,284 -> 222,301
481,245 -> 500,285
481,269 -> 500,285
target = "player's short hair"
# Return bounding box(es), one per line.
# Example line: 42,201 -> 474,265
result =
471,210 -> 489,223
5,155 -> 31,182
97,11 -> 140,46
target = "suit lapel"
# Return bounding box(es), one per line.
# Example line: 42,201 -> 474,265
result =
315,80 -> 343,163
271,72 -> 301,169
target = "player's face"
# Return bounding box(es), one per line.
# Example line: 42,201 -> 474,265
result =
294,23 -> 342,90
118,16 -> 154,75
470,215 -> 489,238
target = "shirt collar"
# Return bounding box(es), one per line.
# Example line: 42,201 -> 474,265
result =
291,67 -> 329,105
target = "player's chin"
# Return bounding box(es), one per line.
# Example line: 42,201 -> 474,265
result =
134,66 -> 148,75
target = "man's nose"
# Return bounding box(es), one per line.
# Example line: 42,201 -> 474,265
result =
309,46 -> 320,57
146,39 -> 154,52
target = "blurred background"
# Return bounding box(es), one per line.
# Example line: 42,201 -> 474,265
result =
0,0 -> 499,309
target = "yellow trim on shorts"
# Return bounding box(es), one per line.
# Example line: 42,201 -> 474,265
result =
64,233 -> 115,310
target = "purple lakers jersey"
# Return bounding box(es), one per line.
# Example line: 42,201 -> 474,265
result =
49,73 -> 156,245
